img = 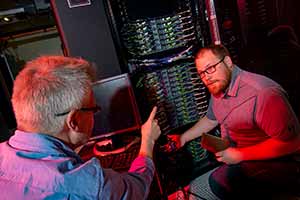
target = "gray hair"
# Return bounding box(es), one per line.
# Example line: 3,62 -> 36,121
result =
12,56 -> 96,134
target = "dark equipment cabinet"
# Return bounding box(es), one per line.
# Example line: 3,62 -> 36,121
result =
105,0 -> 211,134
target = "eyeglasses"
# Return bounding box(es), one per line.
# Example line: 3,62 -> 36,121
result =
198,56 -> 225,79
54,105 -> 101,117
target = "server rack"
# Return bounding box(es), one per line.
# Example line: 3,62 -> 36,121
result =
104,0 -> 214,197
105,0 -> 209,133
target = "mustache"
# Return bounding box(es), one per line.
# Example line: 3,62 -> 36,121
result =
205,80 -> 218,86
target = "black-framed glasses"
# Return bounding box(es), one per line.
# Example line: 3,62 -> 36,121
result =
198,56 -> 225,79
54,105 -> 101,117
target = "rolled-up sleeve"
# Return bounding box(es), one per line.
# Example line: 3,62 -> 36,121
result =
99,156 -> 155,200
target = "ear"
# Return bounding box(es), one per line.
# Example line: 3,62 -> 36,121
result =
66,110 -> 80,132
224,56 -> 233,69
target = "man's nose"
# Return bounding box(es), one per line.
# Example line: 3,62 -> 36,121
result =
204,73 -> 212,81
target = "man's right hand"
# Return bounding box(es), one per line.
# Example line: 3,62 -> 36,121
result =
139,106 -> 161,158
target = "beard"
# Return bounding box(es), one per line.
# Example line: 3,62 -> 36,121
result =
207,79 -> 230,96
206,68 -> 231,96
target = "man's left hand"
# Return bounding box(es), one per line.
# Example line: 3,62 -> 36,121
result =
215,147 -> 243,164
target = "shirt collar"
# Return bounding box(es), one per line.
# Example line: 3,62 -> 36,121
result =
224,65 -> 242,97
9,130 -> 82,161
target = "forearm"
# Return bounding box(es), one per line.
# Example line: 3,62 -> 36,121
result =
127,156 -> 155,199
239,135 -> 300,161
138,139 -> 155,159
181,116 -> 218,145
101,156 -> 155,199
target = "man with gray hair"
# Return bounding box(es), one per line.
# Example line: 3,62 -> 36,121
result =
0,56 -> 161,200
